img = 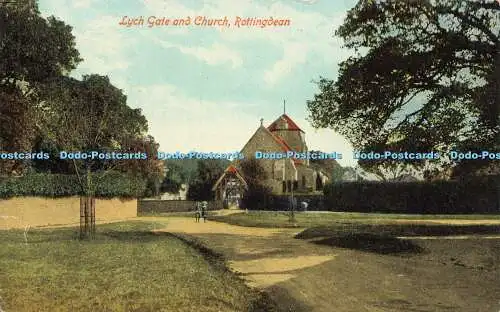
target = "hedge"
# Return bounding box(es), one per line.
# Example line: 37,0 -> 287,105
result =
266,194 -> 325,211
0,172 -> 147,199
323,175 -> 500,214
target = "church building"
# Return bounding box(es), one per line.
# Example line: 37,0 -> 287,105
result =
212,110 -> 332,203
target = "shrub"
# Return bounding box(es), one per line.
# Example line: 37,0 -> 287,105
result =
0,172 -> 146,199
323,175 -> 499,214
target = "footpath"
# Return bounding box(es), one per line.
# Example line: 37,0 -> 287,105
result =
151,216 -> 500,312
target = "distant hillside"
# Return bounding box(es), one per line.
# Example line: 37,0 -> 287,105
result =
164,158 -> 230,183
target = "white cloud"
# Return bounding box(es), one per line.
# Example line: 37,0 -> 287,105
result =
295,118 -> 355,167
143,0 -> 347,85
128,84 -> 261,152
293,0 -> 319,4
264,43 -> 309,86
38,0 -> 355,162
149,37 -> 243,68
40,1 -> 135,75
72,0 -> 95,8
72,16 -> 137,74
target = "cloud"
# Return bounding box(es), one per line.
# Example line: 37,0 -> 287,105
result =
264,43 -> 309,86
37,0 -> 355,162
40,1 -> 135,75
128,84 -> 262,152
293,0 -> 319,4
295,118 -> 355,166
143,0 -> 347,84
72,0 -> 95,8
72,16 -> 137,74
149,37 -> 243,68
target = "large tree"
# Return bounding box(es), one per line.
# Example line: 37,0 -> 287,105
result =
0,0 -> 82,85
186,160 -> 227,201
0,0 -> 82,174
239,158 -> 272,210
36,75 -> 160,238
308,0 -> 499,179
0,1 -> 161,238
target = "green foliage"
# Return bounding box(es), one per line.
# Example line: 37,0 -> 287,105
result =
160,162 -> 185,193
0,172 -> 146,199
240,158 -> 273,210
241,184 -> 272,210
331,166 -> 346,182
323,175 -> 500,214
308,0 -> 500,177
38,75 -> 148,153
186,160 -> 228,201
164,159 -> 199,183
0,2 -> 82,84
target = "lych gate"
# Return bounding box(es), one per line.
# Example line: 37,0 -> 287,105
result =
212,165 -> 248,208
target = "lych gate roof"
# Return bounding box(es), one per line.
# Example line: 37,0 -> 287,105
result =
226,165 -> 238,173
212,165 -> 248,191
267,114 -> 304,133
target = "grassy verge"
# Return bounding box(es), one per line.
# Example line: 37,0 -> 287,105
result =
209,211 -> 500,228
295,223 -> 500,239
294,222 -> 500,256
0,221 -> 274,312
138,211 -> 196,217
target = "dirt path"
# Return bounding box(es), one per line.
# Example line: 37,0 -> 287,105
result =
9,215 -> 497,311
151,217 -> 500,312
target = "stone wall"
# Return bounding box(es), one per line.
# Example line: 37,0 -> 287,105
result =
0,197 -> 137,229
138,200 -> 223,214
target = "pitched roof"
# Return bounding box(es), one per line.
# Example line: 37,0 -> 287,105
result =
212,165 -> 248,191
267,114 -> 304,133
262,126 -> 302,165
226,165 -> 238,173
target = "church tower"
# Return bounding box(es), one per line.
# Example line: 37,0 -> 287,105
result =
267,101 -> 308,163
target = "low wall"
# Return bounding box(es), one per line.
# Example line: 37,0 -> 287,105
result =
138,200 -> 223,214
0,196 -> 137,229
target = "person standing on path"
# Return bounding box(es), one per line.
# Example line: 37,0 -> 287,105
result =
194,201 -> 201,222
201,201 -> 208,222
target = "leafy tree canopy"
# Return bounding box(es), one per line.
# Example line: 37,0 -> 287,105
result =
308,0 -> 499,178
186,159 -> 228,201
239,158 -> 272,210
0,0 -> 82,85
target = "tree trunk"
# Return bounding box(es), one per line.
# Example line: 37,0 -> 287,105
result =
79,170 -> 96,240
79,196 -> 85,239
91,196 -> 95,239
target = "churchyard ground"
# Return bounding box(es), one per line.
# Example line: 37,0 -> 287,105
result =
149,212 -> 500,312
1,213 -> 499,311
0,221 -> 274,312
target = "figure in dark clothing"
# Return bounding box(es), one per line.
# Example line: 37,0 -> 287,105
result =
200,201 -> 208,222
195,201 -> 201,222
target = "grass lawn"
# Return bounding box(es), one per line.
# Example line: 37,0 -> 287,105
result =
0,221 -> 273,312
138,211 -> 196,217
209,211 -> 500,228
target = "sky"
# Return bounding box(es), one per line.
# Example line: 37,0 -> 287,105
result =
38,0 -> 359,167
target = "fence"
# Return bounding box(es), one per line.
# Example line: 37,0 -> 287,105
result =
138,200 -> 223,214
